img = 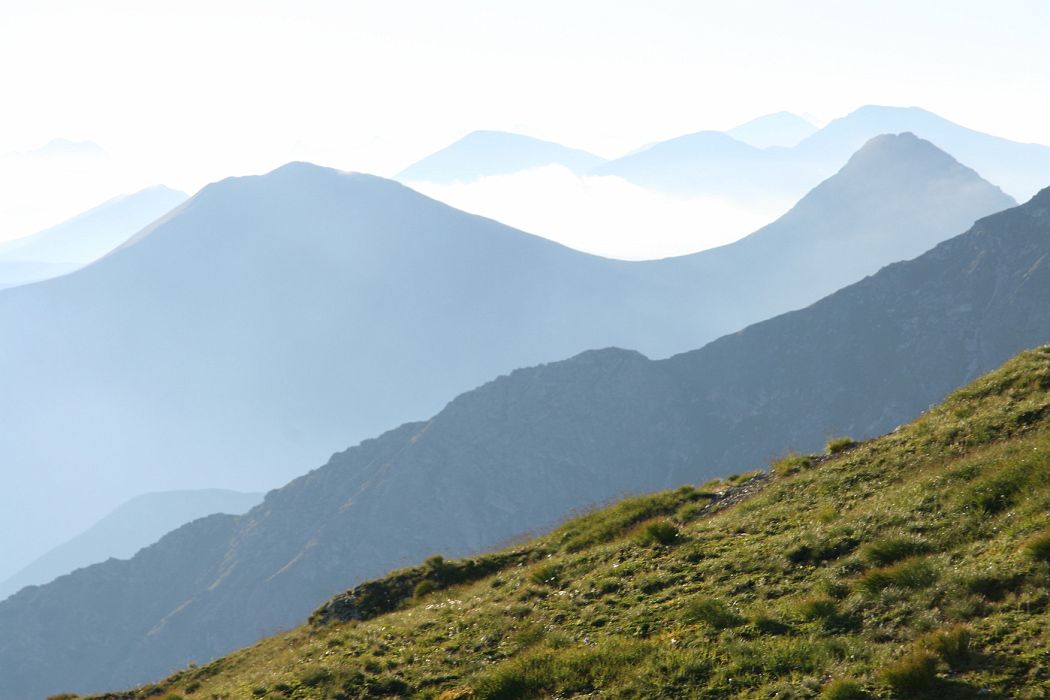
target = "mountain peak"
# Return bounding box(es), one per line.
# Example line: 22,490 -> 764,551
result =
836,132 -> 990,183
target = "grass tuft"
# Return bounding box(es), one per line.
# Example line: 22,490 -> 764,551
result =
856,557 -> 936,595
637,519 -> 681,546
819,678 -> 869,699
682,597 -> 742,629
826,436 -> 857,455
916,625 -> 971,669
880,650 -> 939,695
772,452 -> 814,477
859,536 -> 929,567
1022,529 -> 1050,562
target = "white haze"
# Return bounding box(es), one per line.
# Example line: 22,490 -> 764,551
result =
405,166 -> 792,260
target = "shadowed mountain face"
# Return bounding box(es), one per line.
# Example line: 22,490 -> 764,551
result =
0,135 -> 1013,584
598,105 -> 1050,202
0,185 -> 187,287
397,130 -> 607,183
0,184 -> 1046,700
0,489 -> 263,602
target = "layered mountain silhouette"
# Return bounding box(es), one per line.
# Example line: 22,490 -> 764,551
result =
0,185 -> 187,288
726,111 -> 817,149
597,105 -> 1050,202
0,489 -> 262,603
0,135 -> 1012,585
397,130 -> 607,183
1,180 -> 1046,700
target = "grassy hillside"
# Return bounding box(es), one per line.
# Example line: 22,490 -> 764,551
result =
86,347 -> 1050,699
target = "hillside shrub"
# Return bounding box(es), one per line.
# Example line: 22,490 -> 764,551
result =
860,536 -> 929,566
826,437 -> 857,455
880,650 -> 938,695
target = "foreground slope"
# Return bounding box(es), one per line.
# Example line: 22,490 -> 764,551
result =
0,180 -> 1043,700
99,346 -> 1050,699
0,134 -> 1008,582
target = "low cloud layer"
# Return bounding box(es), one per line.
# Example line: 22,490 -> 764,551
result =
404,166 -> 792,260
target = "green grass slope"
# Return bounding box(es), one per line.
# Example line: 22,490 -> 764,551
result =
86,347 -> 1050,700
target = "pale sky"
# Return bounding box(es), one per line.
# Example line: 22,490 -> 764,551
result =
1,0 -> 1048,244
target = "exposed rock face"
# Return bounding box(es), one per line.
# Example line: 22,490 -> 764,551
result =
0,184 -> 1046,700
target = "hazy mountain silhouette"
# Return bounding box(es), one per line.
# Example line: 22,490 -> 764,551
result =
397,130 -> 606,182
0,186 -> 188,288
795,106 -> 1050,201
7,138 -> 106,159
599,105 -> 1050,202
0,135 -> 1010,585
726,111 -> 817,148
0,489 -> 262,602
1,183 -> 1046,700
591,130 -> 773,195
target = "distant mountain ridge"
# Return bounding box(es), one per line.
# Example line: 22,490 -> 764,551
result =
0,135 -> 1012,586
0,180 -> 1046,700
397,130 -> 607,183
0,185 -> 188,288
0,489 -> 263,602
726,111 -> 818,148
596,105 -> 1050,202
396,106 -> 1050,203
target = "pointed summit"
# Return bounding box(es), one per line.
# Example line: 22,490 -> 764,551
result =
703,132 -> 1015,289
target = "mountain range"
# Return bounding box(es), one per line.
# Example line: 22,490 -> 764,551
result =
0,134 -> 1011,584
0,185 -> 187,288
402,106 -> 1050,205
0,175 -> 1045,700
0,489 -> 263,603
397,131 -> 607,183
598,106 -> 1050,203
